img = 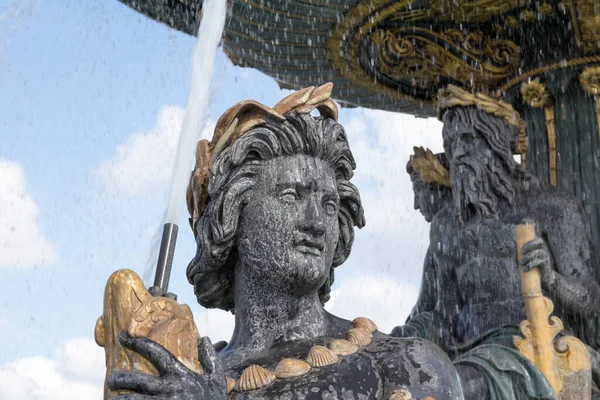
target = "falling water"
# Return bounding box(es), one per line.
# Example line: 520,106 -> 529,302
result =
142,0 -> 226,284
165,0 -> 227,224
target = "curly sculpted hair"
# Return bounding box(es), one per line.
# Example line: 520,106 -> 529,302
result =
186,112 -> 365,312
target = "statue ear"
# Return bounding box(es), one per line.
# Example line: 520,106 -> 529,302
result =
332,219 -> 353,267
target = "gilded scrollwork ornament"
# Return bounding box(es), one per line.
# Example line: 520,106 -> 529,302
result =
520,80 -> 557,185
429,0 -> 524,23
562,0 -> 600,53
521,79 -> 551,108
579,66 -> 600,144
326,1 -> 521,106
367,28 -> 520,92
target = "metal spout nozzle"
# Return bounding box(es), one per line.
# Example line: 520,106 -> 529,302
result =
149,223 -> 178,298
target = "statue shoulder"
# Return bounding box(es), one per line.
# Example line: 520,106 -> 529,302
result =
430,205 -> 453,228
522,184 -> 585,220
373,337 -> 463,398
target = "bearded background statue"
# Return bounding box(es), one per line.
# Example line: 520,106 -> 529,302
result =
394,85 -> 600,400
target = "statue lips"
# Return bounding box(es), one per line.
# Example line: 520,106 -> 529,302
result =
293,235 -> 325,256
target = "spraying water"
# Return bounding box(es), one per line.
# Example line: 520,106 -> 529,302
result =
165,0 -> 227,224
145,0 -> 227,293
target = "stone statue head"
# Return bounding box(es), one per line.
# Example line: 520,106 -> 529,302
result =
185,84 -> 365,312
437,85 -> 531,223
406,147 -> 451,222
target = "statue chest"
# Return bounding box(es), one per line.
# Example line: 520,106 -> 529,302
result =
432,218 -> 523,298
227,337 -> 462,399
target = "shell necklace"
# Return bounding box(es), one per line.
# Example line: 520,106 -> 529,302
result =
226,317 -> 376,393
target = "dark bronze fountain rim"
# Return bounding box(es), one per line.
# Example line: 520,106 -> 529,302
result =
118,0 -> 600,117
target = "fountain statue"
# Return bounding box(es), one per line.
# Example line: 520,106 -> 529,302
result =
97,84 -> 464,399
103,1 -> 600,398
393,85 -> 600,399
398,148 -> 451,334
118,1 -> 600,271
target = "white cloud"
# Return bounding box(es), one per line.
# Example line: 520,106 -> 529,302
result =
337,110 -> 444,284
0,159 -> 57,267
0,337 -> 104,400
344,109 -> 444,232
53,338 -> 105,385
327,275 -> 419,333
193,309 -> 235,344
94,106 -> 183,195
94,106 -> 216,196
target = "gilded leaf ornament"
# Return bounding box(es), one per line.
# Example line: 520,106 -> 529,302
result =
186,83 -> 338,235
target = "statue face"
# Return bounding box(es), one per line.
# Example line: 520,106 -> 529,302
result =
442,110 -> 493,171
236,154 -> 340,296
442,109 -> 499,221
411,174 -> 438,222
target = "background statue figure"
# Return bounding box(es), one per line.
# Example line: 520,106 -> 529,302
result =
104,85 -> 464,399
396,147 -> 451,333
394,85 -> 600,400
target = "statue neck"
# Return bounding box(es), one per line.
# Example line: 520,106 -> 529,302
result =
224,259 -> 331,356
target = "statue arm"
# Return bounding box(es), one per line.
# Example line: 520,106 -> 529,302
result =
391,249 -> 441,339
542,201 -> 600,315
392,252 -> 460,348
433,259 -> 462,349
408,248 -> 438,319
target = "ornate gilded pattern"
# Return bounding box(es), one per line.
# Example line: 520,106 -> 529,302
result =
562,0 -> 600,53
430,0 -> 524,23
123,0 -> 600,115
579,66 -> 600,143
520,80 -> 557,186
327,1 -> 521,104
367,28 -> 520,91
326,1 -> 438,106
513,224 -> 592,399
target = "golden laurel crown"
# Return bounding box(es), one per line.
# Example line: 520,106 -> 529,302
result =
186,83 -> 339,236
409,146 -> 451,188
437,84 -> 528,155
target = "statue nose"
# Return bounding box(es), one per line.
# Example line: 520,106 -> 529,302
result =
299,199 -> 326,235
300,219 -> 326,236
453,144 -> 467,162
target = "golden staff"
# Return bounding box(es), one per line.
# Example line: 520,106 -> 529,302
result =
513,222 -> 592,400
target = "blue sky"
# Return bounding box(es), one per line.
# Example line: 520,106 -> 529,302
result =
0,1 -> 444,398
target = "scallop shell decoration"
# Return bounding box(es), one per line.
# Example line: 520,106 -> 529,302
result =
306,345 -> 339,367
347,328 -> 372,346
390,389 -> 414,399
226,377 -> 236,394
234,364 -> 276,392
329,339 -> 358,355
352,317 -> 377,333
274,358 -> 311,378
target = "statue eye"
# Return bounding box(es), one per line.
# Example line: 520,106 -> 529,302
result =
279,188 -> 298,202
324,200 -> 338,215
462,132 -> 476,144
